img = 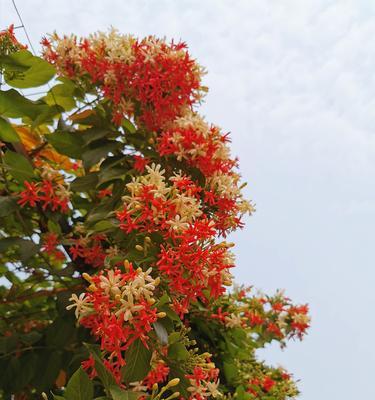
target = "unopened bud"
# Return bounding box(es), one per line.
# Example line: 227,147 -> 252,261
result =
167,378 -> 180,387
82,272 -> 92,282
166,392 -> 180,400
135,245 -> 143,251
154,277 -> 161,286
145,236 -> 152,243
206,362 -> 216,369
124,259 -> 131,270
148,137 -> 155,144
157,312 -> 167,318
148,298 -> 156,305
42,393 -> 48,400
152,383 -> 158,392
88,284 -> 96,292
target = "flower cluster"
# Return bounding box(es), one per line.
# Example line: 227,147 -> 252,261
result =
117,164 -> 204,236
42,29 -> 205,130
211,288 -> 310,344
0,25 -> 27,55
40,29 -> 311,398
158,111 -> 254,234
186,364 -> 221,400
67,263 -> 163,382
41,233 -> 65,261
246,368 -> 298,399
116,164 -> 235,312
17,179 -> 70,213
68,234 -> 107,269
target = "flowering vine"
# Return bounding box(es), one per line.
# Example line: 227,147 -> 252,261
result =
0,26 -> 309,400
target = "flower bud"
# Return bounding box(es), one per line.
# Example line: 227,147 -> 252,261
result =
82,272 -> 92,282
135,244 -> 143,251
157,312 -> 167,318
167,378 -> 180,387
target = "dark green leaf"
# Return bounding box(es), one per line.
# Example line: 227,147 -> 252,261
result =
48,132 -> 84,159
121,339 -> 152,384
0,196 -> 17,217
81,127 -> 113,145
32,350 -> 63,391
0,237 -> 39,262
84,343 -> 117,390
82,141 -> 121,169
109,386 -> 142,400
64,367 -> 94,400
70,173 -> 99,193
46,316 -> 76,348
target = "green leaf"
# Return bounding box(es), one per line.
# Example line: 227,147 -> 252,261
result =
0,117 -> 19,142
70,173 -> 99,192
0,89 -> 48,119
4,50 -> 55,88
121,339 -> 152,384
84,344 -> 117,390
223,362 -> 237,384
93,220 -> 118,232
32,350 -> 63,392
52,395 -> 66,400
64,367 -> 93,400
0,196 -> 17,217
82,141 -> 121,170
0,237 -> 39,262
46,316 -> 76,348
48,131 -> 84,159
109,386 -> 142,400
3,150 -> 34,183
235,385 -> 252,400
81,127 -> 113,145
45,82 -> 76,111
14,352 -> 37,391
98,166 -> 127,186
122,118 -> 136,134
32,104 -> 64,129
168,342 -> 189,361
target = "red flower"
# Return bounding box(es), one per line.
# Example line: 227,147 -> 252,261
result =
18,181 -> 40,208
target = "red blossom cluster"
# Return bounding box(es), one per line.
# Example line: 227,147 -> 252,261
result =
67,264 -> 163,383
185,365 -> 221,399
17,179 -> 70,213
248,376 -> 276,397
0,24 -> 27,54
211,289 -> 310,343
142,361 -> 170,389
41,233 -> 65,261
42,31 -> 204,131
69,235 -> 107,269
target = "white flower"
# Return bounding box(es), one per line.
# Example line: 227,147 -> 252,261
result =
66,293 -> 91,319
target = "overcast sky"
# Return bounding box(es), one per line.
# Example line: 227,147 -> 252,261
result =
2,1 -> 375,398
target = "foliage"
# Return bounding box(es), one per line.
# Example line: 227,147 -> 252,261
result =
0,26 -> 309,400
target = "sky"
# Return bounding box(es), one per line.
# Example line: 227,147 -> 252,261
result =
1,0 -> 375,398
